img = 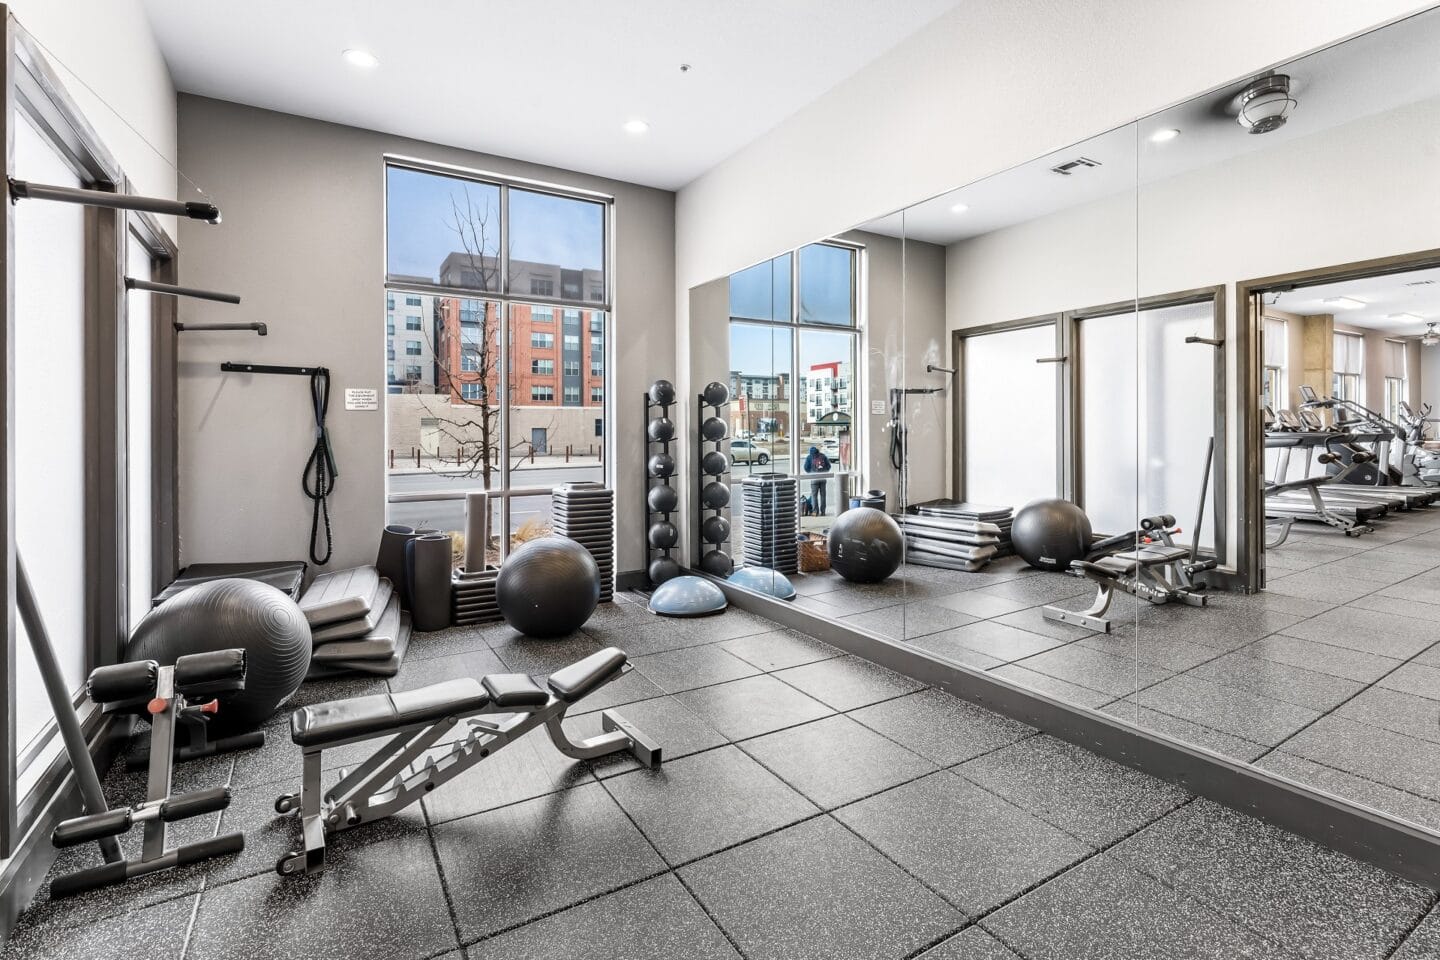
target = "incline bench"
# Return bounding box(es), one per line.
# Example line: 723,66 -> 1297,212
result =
273,646 -> 660,876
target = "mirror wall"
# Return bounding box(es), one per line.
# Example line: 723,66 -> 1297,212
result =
695,6 -> 1440,838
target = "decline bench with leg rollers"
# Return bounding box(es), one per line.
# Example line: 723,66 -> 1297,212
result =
273,646 -> 661,876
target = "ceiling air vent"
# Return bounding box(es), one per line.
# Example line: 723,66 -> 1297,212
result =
1404,279 -> 1437,287
1049,157 -> 1102,176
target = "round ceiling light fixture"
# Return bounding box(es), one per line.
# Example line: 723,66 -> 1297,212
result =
623,119 -> 650,135
342,48 -> 379,69
1149,128 -> 1181,143
949,202 -> 969,214
1237,74 -> 1295,135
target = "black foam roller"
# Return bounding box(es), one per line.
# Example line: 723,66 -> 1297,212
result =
406,534 -> 454,632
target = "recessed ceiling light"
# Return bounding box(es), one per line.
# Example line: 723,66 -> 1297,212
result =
1389,312 -> 1423,323
623,119 -> 650,135
949,202 -> 969,214
342,48 -> 379,69
1149,128 -> 1181,143
1323,296 -> 1366,310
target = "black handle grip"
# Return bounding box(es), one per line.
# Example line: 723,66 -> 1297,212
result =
161,786 -> 231,822
48,859 -> 129,899
52,808 -> 132,847
174,831 -> 244,866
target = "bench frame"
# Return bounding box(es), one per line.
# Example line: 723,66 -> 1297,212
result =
274,663 -> 661,877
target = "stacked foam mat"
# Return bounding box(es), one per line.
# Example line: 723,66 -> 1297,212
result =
739,474 -> 798,574
553,482 -> 615,602
899,501 -> 1015,572
153,560 -> 306,606
299,565 -> 410,678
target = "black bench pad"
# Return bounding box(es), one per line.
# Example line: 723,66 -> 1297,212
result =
482,673 -> 549,707
547,648 -> 628,703
291,678 -> 489,747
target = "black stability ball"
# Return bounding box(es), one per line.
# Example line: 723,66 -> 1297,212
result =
647,417 -> 675,442
699,549 -> 732,576
648,453 -> 676,478
496,536 -> 600,638
702,381 -> 730,406
701,416 -> 728,442
648,484 -> 679,513
648,556 -> 681,584
827,507 -> 903,584
648,379 -> 676,405
701,481 -> 731,509
1011,499 -> 1093,572
701,451 -> 729,476
648,521 -> 679,549
701,514 -> 731,544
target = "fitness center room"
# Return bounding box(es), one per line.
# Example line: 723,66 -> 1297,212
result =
3,1 -> 1440,958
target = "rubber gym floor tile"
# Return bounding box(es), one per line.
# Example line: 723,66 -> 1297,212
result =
582,618 -> 707,656
421,725 -> 596,824
834,771 -> 1089,915
1266,571 -> 1379,605
1099,701 -> 1271,762
1326,557 -> 1438,585
1280,715 -> 1440,799
1183,650 -> 1365,712
465,874 -> 740,959
789,570 -> 847,595
1379,661 -> 1440,701
385,646 -> 508,693
1335,686 -> 1440,745
1279,605 -> 1440,660
228,710 -> 392,786
796,589 -> 905,617
679,816 -> 964,960
1123,673 -> 1321,746
841,601 -> 978,640
848,688 -> 1035,766
285,673 -> 392,709
1077,630 -> 1219,671
1110,799 -> 1433,960
916,926 -> 1025,959
739,714 -> 937,808
568,695 -> 728,778
675,674 -> 834,741
1380,582 -> 1440,608
1392,906 -> 1440,960
993,605 -> 1106,642
1131,601 -> 1309,652
5,894 -> 197,960
771,655 -> 925,711
564,665 -> 667,713
1244,633 -> 1402,683
1351,593 -> 1440,623
956,735 -> 1190,846
680,609 -> 789,642
1254,752 -> 1440,833
905,635 -> 1007,672
432,781 -> 665,942
971,574 -> 1095,606
600,745 -> 818,864
717,628 -> 843,671
631,645 -> 761,694
190,829 -> 456,960
982,854 -> 1290,960
914,619 -> 1067,664
1010,643 -> 1172,698
987,664 -> 1115,709
489,632 -> 605,675
929,589 -> 1036,619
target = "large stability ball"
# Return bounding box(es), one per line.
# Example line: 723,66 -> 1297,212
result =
828,507 -> 903,584
126,579 -> 311,730
497,536 -> 600,638
1011,498 -> 1093,572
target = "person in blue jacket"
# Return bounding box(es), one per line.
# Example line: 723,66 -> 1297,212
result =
803,445 -> 831,516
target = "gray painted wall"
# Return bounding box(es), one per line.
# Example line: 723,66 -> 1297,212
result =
175,95 -> 675,574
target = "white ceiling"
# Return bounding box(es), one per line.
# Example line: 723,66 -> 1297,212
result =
1272,266 -> 1440,337
868,5 -> 1440,245
139,0 -> 963,191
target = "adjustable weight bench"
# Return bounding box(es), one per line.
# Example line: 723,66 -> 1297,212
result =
274,646 -> 660,876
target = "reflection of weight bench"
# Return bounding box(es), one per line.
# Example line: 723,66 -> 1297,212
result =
1042,515 -> 1214,634
274,646 -> 661,877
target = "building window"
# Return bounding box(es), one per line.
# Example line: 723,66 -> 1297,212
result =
589,314 -> 604,332
564,334 -> 580,351
405,364 -> 422,381
1332,332 -> 1364,403
564,385 -> 581,405
590,334 -> 602,353
595,418 -> 604,437
532,359 -> 554,375
386,320 -> 395,335
461,349 -> 480,372
531,385 -> 554,402
461,382 -> 481,401
531,306 -> 554,323
591,386 -> 603,403
1383,339 -> 1408,423
406,339 -> 423,356
532,332 -> 554,350
563,309 -> 581,323
564,360 -> 580,377
387,295 -> 395,310
530,278 -> 554,297
406,316 -> 422,331
387,363 -> 396,381
405,296 -> 422,307
588,284 -> 604,301
590,359 -> 603,377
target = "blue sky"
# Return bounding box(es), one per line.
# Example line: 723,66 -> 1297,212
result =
730,247 -> 855,372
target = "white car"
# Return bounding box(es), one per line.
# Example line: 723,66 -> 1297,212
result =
729,439 -> 771,465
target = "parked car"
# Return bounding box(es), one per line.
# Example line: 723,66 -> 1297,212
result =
729,439 -> 771,465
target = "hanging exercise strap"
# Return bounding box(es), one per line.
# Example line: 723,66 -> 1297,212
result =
303,368 -> 338,566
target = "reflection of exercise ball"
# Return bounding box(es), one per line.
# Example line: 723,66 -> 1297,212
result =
1012,499 -> 1093,572
648,484 -> 679,513
701,515 -> 731,544
701,451 -> 729,476
648,556 -> 681,584
648,521 -> 679,549
127,579 -> 311,730
828,507 -> 903,584
496,537 -> 600,638
701,417 -> 728,442
699,549 -> 732,576
647,417 -> 675,442
648,453 -> 676,478
702,381 -> 730,406
649,379 -> 675,405
701,481 -> 731,509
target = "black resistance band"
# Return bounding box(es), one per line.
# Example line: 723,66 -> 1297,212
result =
303,368 -> 338,565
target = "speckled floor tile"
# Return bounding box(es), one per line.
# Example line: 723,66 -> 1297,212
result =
717,628 -> 843,671
465,874 -> 739,959
739,714 -> 936,808
422,725 -> 596,824
6,894 -> 196,960
1183,651 -> 1365,712
987,663 -> 1116,709
190,830 -> 456,960
992,605 -> 1101,642
848,688 -> 1034,766
772,655 -> 925,710
1380,661 -> 1440,701
433,781 -> 664,941
404,623 -> 499,661
957,735 -> 1189,845
582,618 -> 707,656
490,632 -> 606,675
569,695 -> 728,778
1243,633 -> 1401,683
1335,685 -> 1440,744
1078,630 -> 1219,671
1279,715 -> 1440,799
680,609 -> 788,642
1254,751 -> 1440,833
1011,643 -> 1171,698
1098,701 -> 1270,761
631,645 -> 762,693
916,926 -> 1024,959
1392,905 -> 1440,960
971,575 -> 1094,606
601,745 -> 817,864
835,771 -> 1088,915
913,620 -> 1066,665
1278,605 -> 1440,660
797,589 -> 904,616
983,854 -> 1290,959
679,816 -> 963,960
841,602 -> 978,639
1111,800 -> 1433,960
1122,673 -> 1320,746
676,674 -> 834,740
1350,593 -> 1440,624
385,646 -> 508,694
929,590 -> 1036,619
1266,570 -> 1378,605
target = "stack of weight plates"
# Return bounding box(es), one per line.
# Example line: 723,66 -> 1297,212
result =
451,565 -> 501,626
912,501 -> 1014,557
739,474 -> 799,574
553,482 -> 615,602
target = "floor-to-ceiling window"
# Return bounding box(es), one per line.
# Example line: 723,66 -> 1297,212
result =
1382,338 -> 1407,424
1262,316 -> 1287,411
1332,331 -> 1364,403
384,161 -> 611,563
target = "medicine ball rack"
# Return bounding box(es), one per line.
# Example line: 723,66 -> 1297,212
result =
642,380 -> 681,585
696,383 -> 733,576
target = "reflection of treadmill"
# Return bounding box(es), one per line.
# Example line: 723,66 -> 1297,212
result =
1291,409 -> 1435,509
1263,407 -> 1380,536
1297,384 -> 1409,485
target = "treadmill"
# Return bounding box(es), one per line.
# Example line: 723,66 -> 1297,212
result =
1263,410 -> 1383,534
1280,409 -> 1433,510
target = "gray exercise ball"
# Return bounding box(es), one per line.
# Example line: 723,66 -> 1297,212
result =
699,549 -> 733,576
496,536 -> 600,638
126,578 -> 311,730
649,521 -> 679,549
647,417 -> 675,442
1012,498 -> 1093,572
648,556 -> 681,584
828,507 -> 903,584
648,453 -> 676,478
702,514 -> 731,544
701,416 -> 728,442
648,379 -> 676,406
648,484 -> 679,513
702,381 -> 730,406
701,481 -> 731,509
701,451 -> 729,476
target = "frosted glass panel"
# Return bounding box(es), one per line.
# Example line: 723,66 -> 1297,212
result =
1080,312 -> 1138,537
14,114 -> 88,757
963,324 -> 1057,507
127,233 -> 155,632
